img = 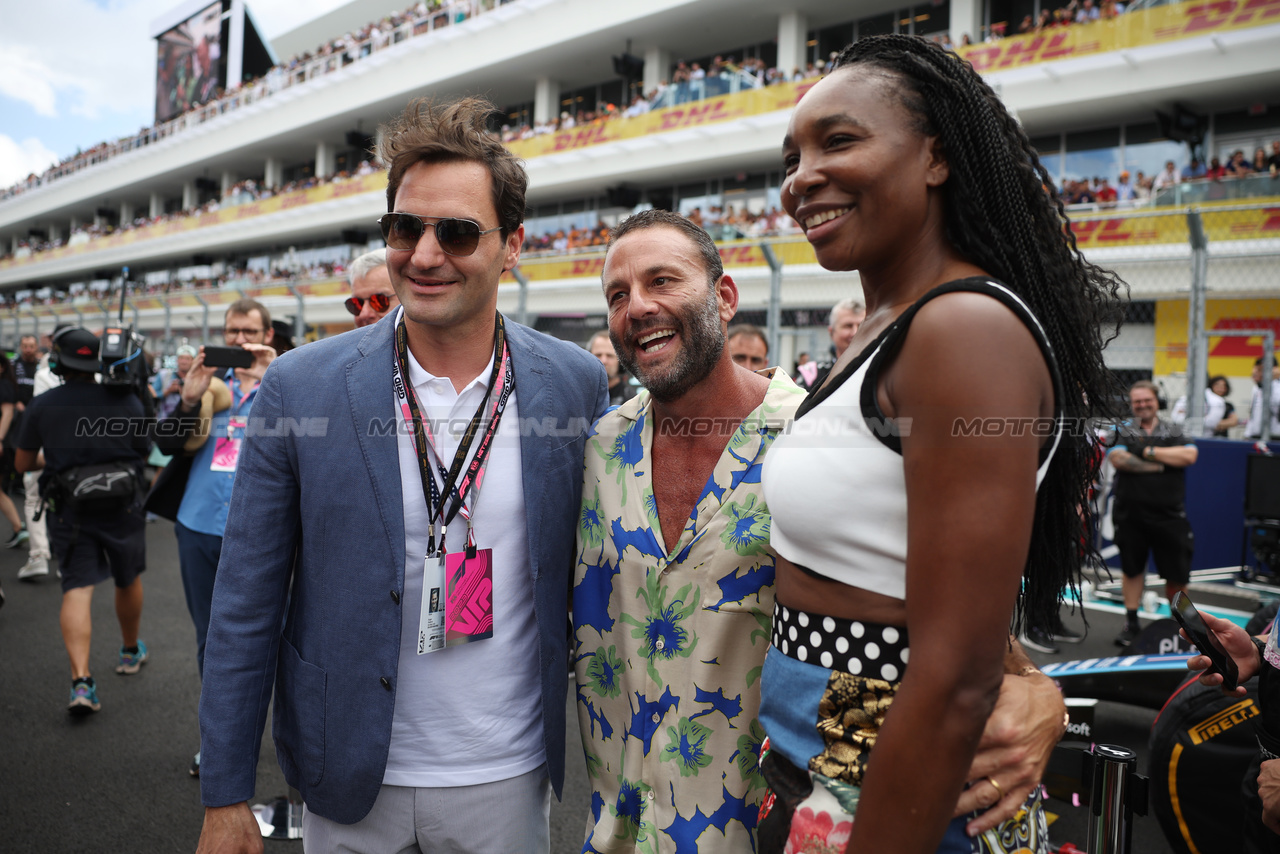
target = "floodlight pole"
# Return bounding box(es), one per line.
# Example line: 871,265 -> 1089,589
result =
511,266 -> 529,327
1184,210 -> 1208,437
760,242 -> 783,366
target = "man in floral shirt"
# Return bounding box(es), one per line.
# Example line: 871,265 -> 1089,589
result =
573,210 -> 806,852
571,213 -> 1071,853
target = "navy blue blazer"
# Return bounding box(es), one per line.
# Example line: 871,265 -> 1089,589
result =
197,315 -> 608,823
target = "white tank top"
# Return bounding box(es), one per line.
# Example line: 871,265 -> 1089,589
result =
762,279 -> 1063,600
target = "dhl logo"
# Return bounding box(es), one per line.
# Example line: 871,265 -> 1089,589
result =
718,246 -> 763,266
1205,207 -> 1280,235
1156,0 -> 1280,37
1188,698 -> 1259,744
1068,218 -> 1161,244
551,126 -> 616,152
1209,317 -> 1280,357
199,213 -> 220,227
961,0 -> 1280,73
569,258 -> 605,276
657,101 -> 743,131
280,193 -> 309,209
965,32 -> 1098,72
331,181 -> 369,198
237,204 -> 262,219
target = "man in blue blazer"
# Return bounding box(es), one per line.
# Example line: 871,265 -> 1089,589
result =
195,96 -> 608,853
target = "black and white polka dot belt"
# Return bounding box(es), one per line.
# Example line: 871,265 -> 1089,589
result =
770,601 -> 910,683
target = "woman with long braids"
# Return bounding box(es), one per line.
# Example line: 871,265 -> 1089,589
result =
757,35 -> 1124,853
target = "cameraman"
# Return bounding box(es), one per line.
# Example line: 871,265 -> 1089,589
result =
14,327 -> 150,715
148,299 -> 275,776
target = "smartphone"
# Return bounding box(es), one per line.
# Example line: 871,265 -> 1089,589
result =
1170,591 -> 1239,691
202,345 -> 255,369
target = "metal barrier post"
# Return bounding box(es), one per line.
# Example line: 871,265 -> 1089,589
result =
511,266 -> 529,327
287,285 -> 306,344
194,294 -> 210,345
1185,210 -> 1209,436
1086,744 -> 1146,854
760,242 -> 782,366
163,298 -> 172,350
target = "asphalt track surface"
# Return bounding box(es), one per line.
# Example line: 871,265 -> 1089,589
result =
1,521 -> 1180,853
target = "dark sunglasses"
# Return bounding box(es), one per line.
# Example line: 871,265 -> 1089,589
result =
378,213 -> 502,256
344,293 -> 393,317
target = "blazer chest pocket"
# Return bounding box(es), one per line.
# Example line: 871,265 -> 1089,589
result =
275,636 -> 327,787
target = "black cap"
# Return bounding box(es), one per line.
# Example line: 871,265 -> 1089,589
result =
52,327 -> 100,373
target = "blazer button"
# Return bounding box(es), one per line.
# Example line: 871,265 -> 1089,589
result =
391,590 -> 400,605
380,677 -> 391,691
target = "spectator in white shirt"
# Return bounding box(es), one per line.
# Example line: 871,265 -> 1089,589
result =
1152,160 -> 1179,191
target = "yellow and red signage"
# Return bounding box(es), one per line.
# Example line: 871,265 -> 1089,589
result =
501,238 -> 819,284
958,0 -> 1280,72
505,82 -> 815,160
1069,205 -> 1280,248
1156,298 -> 1280,375
0,172 -> 388,272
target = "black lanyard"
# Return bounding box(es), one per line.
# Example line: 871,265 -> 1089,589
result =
393,311 -> 514,555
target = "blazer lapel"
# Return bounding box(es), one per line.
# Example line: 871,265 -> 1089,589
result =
509,322 -> 551,581
347,322 -> 406,579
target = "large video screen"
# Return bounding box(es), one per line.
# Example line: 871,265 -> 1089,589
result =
155,1 -> 224,124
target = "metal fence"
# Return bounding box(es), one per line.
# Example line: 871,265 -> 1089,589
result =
4,202 -> 1277,437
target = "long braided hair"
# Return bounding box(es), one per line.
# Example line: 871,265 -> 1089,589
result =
833,35 -> 1126,634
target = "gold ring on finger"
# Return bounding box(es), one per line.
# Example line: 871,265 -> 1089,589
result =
986,776 -> 1004,800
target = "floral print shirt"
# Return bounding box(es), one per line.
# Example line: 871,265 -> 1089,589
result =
573,369 -> 805,853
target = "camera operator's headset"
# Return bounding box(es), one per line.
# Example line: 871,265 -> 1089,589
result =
49,326 -> 93,377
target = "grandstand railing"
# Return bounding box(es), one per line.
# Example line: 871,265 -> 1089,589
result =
5,0 -> 1273,208
955,0 -> 1280,72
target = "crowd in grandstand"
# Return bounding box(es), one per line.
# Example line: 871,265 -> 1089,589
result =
0,0 -> 505,204
1055,142 -> 1280,207
1,0 -> 1147,204
5,161 -> 382,263
0,261 -> 349,309
5,134 -> 1279,301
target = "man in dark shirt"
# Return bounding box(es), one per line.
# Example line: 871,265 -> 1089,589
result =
589,329 -> 636,406
15,327 -> 150,715
1108,380 -> 1198,647
13,334 -> 40,409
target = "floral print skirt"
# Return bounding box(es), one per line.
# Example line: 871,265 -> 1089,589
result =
757,605 -> 1048,854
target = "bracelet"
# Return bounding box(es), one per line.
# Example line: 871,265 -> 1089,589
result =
1016,665 -> 1042,678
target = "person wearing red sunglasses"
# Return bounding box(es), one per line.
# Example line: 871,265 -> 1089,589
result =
346,248 -> 399,327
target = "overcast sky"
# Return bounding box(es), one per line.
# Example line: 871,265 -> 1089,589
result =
0,0 -> 349,188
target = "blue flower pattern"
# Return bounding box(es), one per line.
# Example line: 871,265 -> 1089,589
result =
572,370 -> 806,853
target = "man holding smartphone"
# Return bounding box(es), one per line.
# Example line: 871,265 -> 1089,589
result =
1187,607 -> 1280,851
151,298 -> 276,776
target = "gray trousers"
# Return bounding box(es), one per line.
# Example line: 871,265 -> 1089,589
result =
302,764 -> 550,854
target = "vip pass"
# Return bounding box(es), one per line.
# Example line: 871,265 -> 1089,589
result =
392,311 -> 513,654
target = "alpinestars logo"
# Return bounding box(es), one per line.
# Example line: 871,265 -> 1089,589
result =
74,472 -> 133,496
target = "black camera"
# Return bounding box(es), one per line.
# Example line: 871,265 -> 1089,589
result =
97,267 -> 154,414
99,324 -> 150,389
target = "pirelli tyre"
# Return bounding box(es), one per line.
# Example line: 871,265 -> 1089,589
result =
1148,671 -> 1261,854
